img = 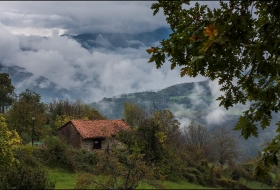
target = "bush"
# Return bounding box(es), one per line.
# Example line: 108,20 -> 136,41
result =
13,145 -> 41,168
263,173 -> 274,186
213,166 -> 223,179
72,149 -> 98,173
75,173 -> 94,189
0,164 -> 55,189
184,173 -> 197,184
230,166 -> 244,181
273,173 -> 280,188
40,136 -> 76,171
216,178 -> 251,189
182,167 -> 207,186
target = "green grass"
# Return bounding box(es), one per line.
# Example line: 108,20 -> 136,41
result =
47,168 -> 271,189
47,168 -> 76,189
47,168 -> 214,189
159,180 -> 213,189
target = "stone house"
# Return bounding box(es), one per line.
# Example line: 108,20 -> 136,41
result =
57,119 -> 130,151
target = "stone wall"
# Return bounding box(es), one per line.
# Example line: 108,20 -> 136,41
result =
101,138 -> 125,150
81,139 -> 94,151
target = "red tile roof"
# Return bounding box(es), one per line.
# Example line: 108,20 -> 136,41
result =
59,119 -> 130,139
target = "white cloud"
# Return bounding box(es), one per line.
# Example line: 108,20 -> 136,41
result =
0,28 -> 205,102
0,1 -> 168,36
0,1 -> 218,103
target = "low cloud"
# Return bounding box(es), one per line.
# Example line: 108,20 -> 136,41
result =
0,29 -> 205,103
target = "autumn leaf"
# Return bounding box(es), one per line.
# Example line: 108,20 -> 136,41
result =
146,47 -> 157,54
189,35 -> 200,41
203,25 -> 217,39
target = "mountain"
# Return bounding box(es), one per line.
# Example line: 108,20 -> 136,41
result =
0,27 -> 173,102
63,27 -> 171,50
90,80 -> 280,158
0,64 -> 79,102
90,80 -> 238,125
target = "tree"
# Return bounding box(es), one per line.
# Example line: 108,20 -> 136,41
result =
0,73 -> 15,114
6,89 -> 47,143
47,99 -> 106,133
147,1 -> 280,177
183,122 -> 211,160
123,102 -> 147,128
90,148 -> 157,190
0,114 -> 21,171
121,102 -> 184,179
210,126 -> 242,169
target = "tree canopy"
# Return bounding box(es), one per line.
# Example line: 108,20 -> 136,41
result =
0,73 -> 15,114
6,89 -> 47,143
0,114 -> 21,170
147,0 -> 280,178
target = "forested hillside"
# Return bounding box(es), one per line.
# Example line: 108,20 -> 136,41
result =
91,80 -> 279,158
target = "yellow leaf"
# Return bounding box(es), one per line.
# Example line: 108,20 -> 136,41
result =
146,47 -> 157,54
203,25 -> 217,39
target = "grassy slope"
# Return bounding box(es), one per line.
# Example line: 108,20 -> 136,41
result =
47,168 -> 273,189
47,168 -> 213,189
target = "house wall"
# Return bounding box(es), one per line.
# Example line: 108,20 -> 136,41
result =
58,123 -> 82,148
81,139 -> 93,151
101,138 -> 125,150
79,137 -> 125,151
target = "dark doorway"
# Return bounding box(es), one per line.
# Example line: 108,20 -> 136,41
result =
93,139 -> 101,149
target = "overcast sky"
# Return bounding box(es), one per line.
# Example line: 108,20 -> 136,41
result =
0,1 -> 221,103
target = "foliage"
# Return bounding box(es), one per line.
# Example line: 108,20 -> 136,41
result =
123,102 -> 147,127
13,145 -> 41,168
55,114 -> 76,128
0,73 -> 15,114
211,126 -> 242,168
6,89 -> 47,143
0,114 -> 21,171
183,122 -> 211,160
182,167 -> 207,186
47,99 -> 106,132
147,0 -> 280,177
121,103 -> 185,180
39,136 -> 76,172
91,148 -> 157,190
72,149 -> 98,173
75,173 -> 94,190
1,145 -> 55,189
216,178 -> 251,189
0,163 -> 55,189
273,173 -> 280,189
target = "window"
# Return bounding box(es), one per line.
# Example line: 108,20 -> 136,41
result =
93,139 -> 101,149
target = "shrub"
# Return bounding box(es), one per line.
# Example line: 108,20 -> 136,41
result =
182,167 -> 207,186
273,173 -> 280,188
216,178 -> 251,189
13,145 -> 41,168
75,173 -> 94,189
263,173 -> 274,186
40,136 -> 76,171
184,173 -> 197,184
0,164 -> 55,189
213,166 -> 223,179
72,149 -> 98,173
230,166 -> 244,181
